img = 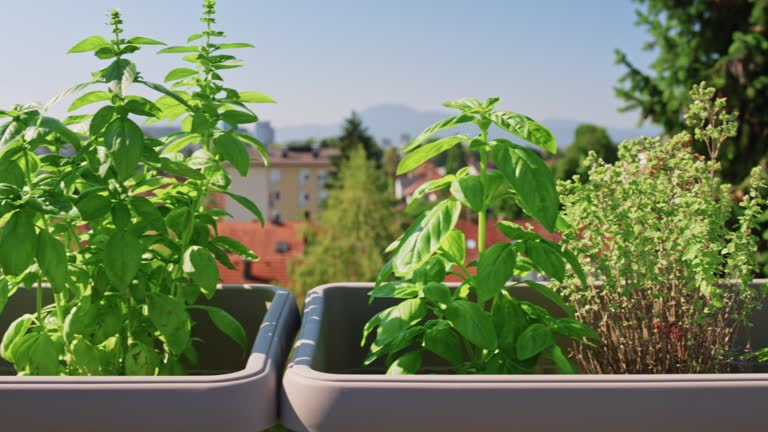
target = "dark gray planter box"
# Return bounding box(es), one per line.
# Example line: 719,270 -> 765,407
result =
0,284 -> 299,432
282,281 -> 768,432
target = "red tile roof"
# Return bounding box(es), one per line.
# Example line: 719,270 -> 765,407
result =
216,221 -> 305,287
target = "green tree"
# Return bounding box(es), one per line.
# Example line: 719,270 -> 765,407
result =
336,111 -> 382,164
615,0 -> 768,183
381,146 -> 400,177
289,147 -> 398,297
552,124 -> 618,180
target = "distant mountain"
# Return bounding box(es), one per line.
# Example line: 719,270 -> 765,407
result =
275,104 -> 661,149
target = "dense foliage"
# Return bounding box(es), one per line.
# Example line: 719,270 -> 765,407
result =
0,1 -> 271,375
615,0 -> 768,184
552,124 -> 617,181
364,98 -> 597,375
557,84 -> 766,374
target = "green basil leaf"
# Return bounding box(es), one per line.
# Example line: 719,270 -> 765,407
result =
130,196 -> 166,232
164,67 -> 198,83
111,202 -> 131,230
371,298 -> 426,352
223,191 -> 264,225
103,230 -> 142,290
235,133 -> 269,167
397,135 -> 468,175
212,236 -> 257,260
438,229 -> 465,266
0,157 -> 25,188
192,305 -> 248,353
1,314 -> 33,362
445,300 -> 497,350
182,246 -> 219,299
89,106 -> 116,136
64,302 -> 123,345
157,45 -> 199,54
550,345 -> 576,374
124,342 -> 161,375
127,36 -> 166,46
475,243 -> 516,302
403,114 -> 475,152
221,110 -> 258,127
443,98 -> 486,112
214,133 -> 249,177
493,140 -> 559,231
386,350 -> 422,375
490,111 -> 557,153
0,280 -> 9,316
516,323 -> 554,360
68,91 -> 110,112
69,336 -> 102,375
216,42 -> 256,50
368,281 -> 420,299
520,280 -> 573,317
36,230 -> 68,293
147,292 -> 191,355
165,207 -> 193,239
450,175 -> 484,212
0,210 -> 37,276
29,333 -> 62,375
554,318 -> 600,340
68,35 -> 111,54
104,117 -> 144,180
492,294 -> 528,357
393,199 -> 462,276
525,240 -> 566,282
422,321 -> 463,366
75,191 -> 110,221
238,91 -> 276,103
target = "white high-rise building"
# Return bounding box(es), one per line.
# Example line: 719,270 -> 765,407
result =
256,121 -> 275,146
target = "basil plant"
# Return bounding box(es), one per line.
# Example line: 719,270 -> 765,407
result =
0,2 -> 271,376
364,98 -> 597,374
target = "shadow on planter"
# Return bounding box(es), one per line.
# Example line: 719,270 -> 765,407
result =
281,281 -> 768,432
0,284 -> 300,432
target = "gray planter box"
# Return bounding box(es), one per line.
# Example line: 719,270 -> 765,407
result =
282,281 -> 768,432
0,284 -> 299,432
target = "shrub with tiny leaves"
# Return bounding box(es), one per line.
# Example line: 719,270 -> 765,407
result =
555,83 -> 767,374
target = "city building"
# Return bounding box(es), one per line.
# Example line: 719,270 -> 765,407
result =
221,146 -> 339,222
255,121 -> 275,146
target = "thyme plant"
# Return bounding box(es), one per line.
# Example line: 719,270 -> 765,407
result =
364,98 -> 597,374
0,3 -> 272,375
556,83 -> 767,374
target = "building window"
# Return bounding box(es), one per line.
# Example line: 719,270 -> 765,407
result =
317,170 -> 329,186
298,192 -> 310,209
299,169 -> 311,185
275,241 -> 290,253
270,169 -> 281,183
319,190 -> 329,203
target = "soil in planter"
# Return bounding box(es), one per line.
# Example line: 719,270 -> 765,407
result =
0,288 -> 269,376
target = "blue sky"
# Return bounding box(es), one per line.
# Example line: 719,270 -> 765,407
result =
0,0 -> 655,129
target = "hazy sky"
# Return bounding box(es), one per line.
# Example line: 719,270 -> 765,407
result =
0,0 -> 655,128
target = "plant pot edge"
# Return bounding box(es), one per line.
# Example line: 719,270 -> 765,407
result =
280,281 -> 768,432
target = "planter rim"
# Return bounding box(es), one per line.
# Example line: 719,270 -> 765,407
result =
0,283 -> 293,385
288,280 -> 768,385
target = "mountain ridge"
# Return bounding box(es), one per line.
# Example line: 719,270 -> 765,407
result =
274,104 -> 661,149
